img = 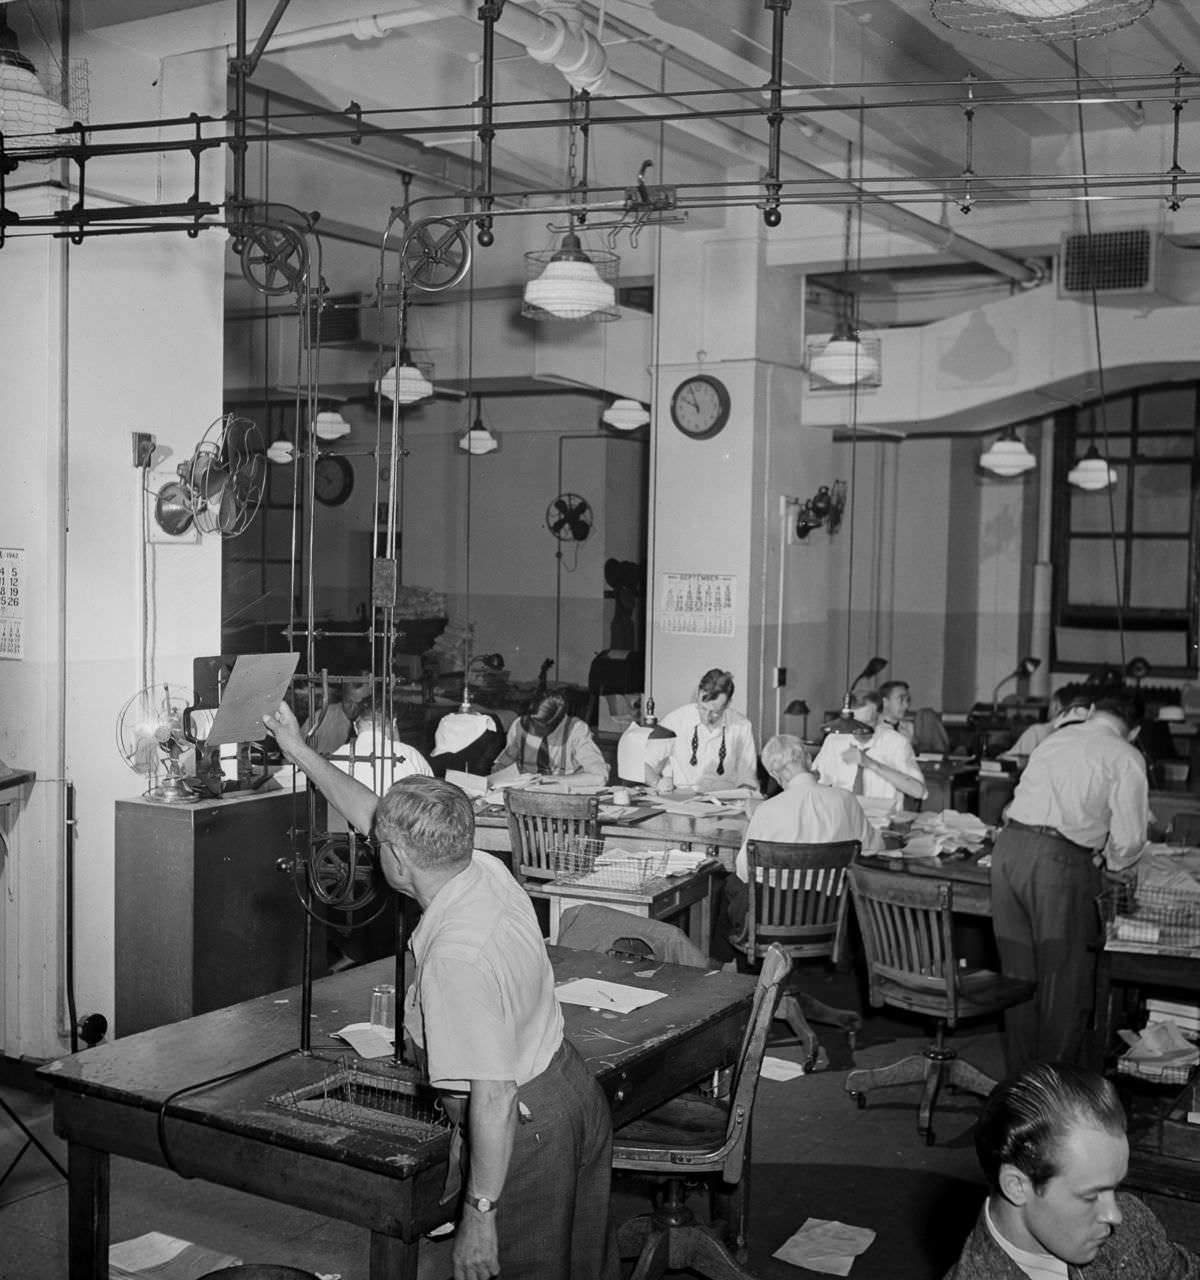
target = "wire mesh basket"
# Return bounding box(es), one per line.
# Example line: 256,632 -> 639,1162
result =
269,1057 -> 451,1142
1098,883 -> 1200,951
550,837 -> 672,890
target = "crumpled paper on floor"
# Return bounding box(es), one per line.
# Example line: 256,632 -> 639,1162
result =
772,1217 -> 876,1275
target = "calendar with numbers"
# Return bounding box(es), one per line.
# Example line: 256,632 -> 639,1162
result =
0,548 -> 25,660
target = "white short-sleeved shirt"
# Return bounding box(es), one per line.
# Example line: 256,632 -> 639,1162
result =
403,852 -> 562,1091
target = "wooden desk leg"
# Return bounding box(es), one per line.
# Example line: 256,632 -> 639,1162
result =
370,1230 -> 419,1280
68,1143 -> 109,1280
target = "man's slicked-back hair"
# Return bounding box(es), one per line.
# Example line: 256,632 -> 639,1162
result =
374,775 -> 475,870
975,1062 -> 1126,1192
878,680 -> 910,700
852,689 -> 883,712
698,669 -> 735,701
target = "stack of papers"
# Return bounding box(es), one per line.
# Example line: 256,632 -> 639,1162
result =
894,809 -> 990,858
657,797 -> 742,817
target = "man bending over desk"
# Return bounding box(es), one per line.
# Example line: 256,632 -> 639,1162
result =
264,701 -> 618,1280
947,1061 -> 1200,1280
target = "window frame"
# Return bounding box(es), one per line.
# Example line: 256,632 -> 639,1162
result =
1051,381 -> 1199,678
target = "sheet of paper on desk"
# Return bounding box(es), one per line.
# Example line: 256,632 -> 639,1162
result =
657,798 -> 741,817
335,1022 -> 396,1059
554,978 -> 667,1013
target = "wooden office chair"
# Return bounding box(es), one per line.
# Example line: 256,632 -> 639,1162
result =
730,838 -> 862,1070
611,943 -> 791,1280
503,788 -> 599,889
844,863 -> 1035,1144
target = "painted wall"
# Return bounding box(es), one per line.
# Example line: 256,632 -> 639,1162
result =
0,42 -> 226,1057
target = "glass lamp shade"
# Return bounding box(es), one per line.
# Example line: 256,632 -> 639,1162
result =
523,232 -> 619,322
1067,447 -> 1117,491
376,352 -> 434,404
806,333 -> 882,388
0,56 -> 70,154
930,0 -> 1154,40
267,440 -> 295,464
458,425 -> 499,455
979,434 -> 1036,476
602,398 -> 650,431
313,409 -> 351,441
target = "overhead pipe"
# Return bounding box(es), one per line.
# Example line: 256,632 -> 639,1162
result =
226,1 -> 609,95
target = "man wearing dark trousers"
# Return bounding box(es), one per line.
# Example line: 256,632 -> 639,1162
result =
989,696 -> 1148,1073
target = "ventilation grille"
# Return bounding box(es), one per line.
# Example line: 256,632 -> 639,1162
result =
1059,229 -> 1153,295
308,292 -> 362,344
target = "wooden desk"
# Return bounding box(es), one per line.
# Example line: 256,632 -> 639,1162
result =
473,806 -> 748,855
863,850 -> 991,917
540,861 -> 720,946
41,948 -> 754,1280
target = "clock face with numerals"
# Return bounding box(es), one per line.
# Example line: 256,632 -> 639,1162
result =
669,374 -> 731,440
314,454 -> 354,506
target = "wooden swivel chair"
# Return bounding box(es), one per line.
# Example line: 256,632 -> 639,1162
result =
844,863 -> 1035,1144
503,788 -> 600,890
611,943 -> 791,1280
730,838 -> 862,1070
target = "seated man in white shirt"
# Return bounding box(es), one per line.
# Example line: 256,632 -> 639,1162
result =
651,668 -> 760,794
812,689 -> 927,812
723,733 -> 882,937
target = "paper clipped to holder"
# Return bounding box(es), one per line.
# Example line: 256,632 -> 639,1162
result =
205,652 -> 301,747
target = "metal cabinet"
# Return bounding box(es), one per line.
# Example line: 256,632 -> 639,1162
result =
115,790 -> 316,1036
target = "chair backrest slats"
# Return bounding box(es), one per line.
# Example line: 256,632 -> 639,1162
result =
504,789 -> 600,884
848,862 -> 961,1025
744,839 -> 860,961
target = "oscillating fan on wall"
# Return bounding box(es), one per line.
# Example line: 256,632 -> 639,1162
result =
546,493 -> 593,543
115,684 -> 197,804
154,414 -> 266,538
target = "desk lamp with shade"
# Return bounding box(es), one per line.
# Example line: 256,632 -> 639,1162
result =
616,696 -> 676,785
992,656 -> 1041,713
784,698 -> 810,741
820,658 -> 889,740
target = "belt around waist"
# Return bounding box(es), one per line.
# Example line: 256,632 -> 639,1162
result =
1004,818 -> 1097,856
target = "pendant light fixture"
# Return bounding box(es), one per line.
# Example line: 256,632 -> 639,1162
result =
979,427 -> 1036,477
0,5 -> 71,157
806,145 -> 881,389
376,292 -> 434,405
1067,445 -> 1117,491
313,408 -> 351,441
930,0 -> 1154,41
458,398 -> 499,455
602,398 -> 650,431
522,91 -> 618,323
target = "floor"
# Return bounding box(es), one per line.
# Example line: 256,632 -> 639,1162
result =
1,973 -> 1197,1280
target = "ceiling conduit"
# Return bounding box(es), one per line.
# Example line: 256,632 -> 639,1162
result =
228,2 -> 1039,285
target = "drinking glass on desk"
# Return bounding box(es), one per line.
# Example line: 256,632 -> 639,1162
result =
369,983 -> 396,1032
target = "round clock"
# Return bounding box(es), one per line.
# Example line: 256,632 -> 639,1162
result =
669,374 -> 731,440
314,454 -> 354,506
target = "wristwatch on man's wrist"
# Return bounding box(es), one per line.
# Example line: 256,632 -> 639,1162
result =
465,1192 -> 497,1214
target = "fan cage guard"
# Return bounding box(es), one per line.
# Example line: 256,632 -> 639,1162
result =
269,1057 -> 452,1142
546,493 -> 593,541
550,837 -> 672,890
929,0 -> 1154,41
183,415 -> 267,538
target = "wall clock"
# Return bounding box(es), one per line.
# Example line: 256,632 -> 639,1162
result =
314,454 -> 354,506
669,374 -> 731,440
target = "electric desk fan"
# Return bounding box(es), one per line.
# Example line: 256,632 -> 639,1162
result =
115,684 -> 197,804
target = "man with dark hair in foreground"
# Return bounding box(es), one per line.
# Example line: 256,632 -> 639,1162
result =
947,1061 -> 1200,1279
264,700 -> 617,1280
